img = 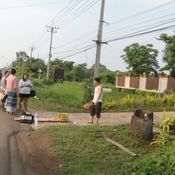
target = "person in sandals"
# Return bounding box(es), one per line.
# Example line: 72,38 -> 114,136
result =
89,77 -> 103,125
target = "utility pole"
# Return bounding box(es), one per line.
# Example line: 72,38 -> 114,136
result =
46,24 -> 58,79
94,0 -> 106,78
29,46 -> 35,58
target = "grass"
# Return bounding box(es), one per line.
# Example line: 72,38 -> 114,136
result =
29,81 -> 175,112
29,81 -> 84,112
36,125 -> 175,175
103,88 -> 175,112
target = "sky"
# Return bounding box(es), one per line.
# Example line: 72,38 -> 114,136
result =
0,0 -> 175,71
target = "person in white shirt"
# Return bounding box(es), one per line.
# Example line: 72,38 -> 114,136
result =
0,71 -> 9,109
1,70 -> 9,90
18,73 -> 32,111
89,77 -> 103,125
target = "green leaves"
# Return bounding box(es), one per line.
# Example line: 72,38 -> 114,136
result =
159,33 -> 175,77
121,43 -> 159,76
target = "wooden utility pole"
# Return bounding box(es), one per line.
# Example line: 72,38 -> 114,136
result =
46,24 -> 58,79
94,0 -> 106,78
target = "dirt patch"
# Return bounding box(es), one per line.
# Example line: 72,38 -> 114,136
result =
16,132 -> 57,175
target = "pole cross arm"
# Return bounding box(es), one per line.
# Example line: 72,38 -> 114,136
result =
92,40 -> 108,45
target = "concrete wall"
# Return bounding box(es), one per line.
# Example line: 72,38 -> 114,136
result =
117,76 -> 125,86
116,75 -> 175,93
158,77 -> 168,93
124,76 -> 130,88
146,77 -> 159,90
130,77 -> 140,88
139,76 -> 147,90
167,78 -> 175,92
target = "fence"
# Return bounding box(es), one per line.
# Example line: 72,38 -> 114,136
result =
116,75 -> 175,93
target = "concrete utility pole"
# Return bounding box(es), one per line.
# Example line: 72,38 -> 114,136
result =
94,0 -> 106,78
29,46 -> 35,58
46,24 -> 58,79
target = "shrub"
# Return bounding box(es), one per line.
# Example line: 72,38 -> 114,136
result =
131,153 -> 175,175
165,94 -> 175,106
83,79 -> 93,103
32,79 -> 44,87
42,78 -> 54,85
103,100 -> 116,110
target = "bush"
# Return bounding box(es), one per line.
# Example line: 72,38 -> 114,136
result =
103,100 -> 116,110
83,79 -> 93,103
42,78 -> 54,85
32,79 -> 44,87
131,152 -> 175,175
135,90 -> 157,96
100,70 -> 116,84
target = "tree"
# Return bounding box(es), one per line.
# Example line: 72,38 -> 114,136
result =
159,33 -> 175,77
70,64 -> 91,81
100,69 -> 116,84
12,51 -> 29,67
121,43 -> 159,76
25,58 -> 46,77
13,52 -> 46,78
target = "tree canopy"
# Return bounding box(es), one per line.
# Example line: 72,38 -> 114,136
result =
121,43 -> 159,76
11,51 -> 116,84
159,33 -> 175,77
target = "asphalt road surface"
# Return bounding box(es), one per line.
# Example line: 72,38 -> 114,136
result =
0,110 -> 30,175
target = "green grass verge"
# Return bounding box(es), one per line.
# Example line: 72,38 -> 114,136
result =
36,125 -> 175,175
29,81 -> 84,112
29,81 -> 175,112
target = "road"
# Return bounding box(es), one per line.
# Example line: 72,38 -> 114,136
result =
31,110 -> 175,128
0,108 -> 173,174
0,110 -> 30,175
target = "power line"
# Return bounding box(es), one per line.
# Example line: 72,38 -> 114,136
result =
52,24 -> 175,60
52,44 -> 96,55
32,0 -> 175,64
33,32 -> 48,47
53,2 -> 175,51
54,12 -> 175,52
33,0 -> 175,49
57,0 -> 99,28
112,18 -> 175,40
32,0 -> 99,50
54,28 -> 96,50
103,17 -> 175,41
46,0 -> 74,26
32,0 -> 84,49
55,45 -> 96,60
0,0 -> 61,10
104,11 -> 175,36
53,0 -> 82,25
32,0 -> 75,47
110,0 -> 175,25
105,24 -> 175,43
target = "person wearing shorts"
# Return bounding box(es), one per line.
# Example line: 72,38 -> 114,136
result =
89,77 -> 103,125
18,73 -> 32,112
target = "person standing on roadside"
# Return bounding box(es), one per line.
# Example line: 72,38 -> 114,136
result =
89,77 -> 103,125
18,73 -> 32,112
1,71 -> 9,90
0,71 -> 9,109
6,69 -> 18,115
